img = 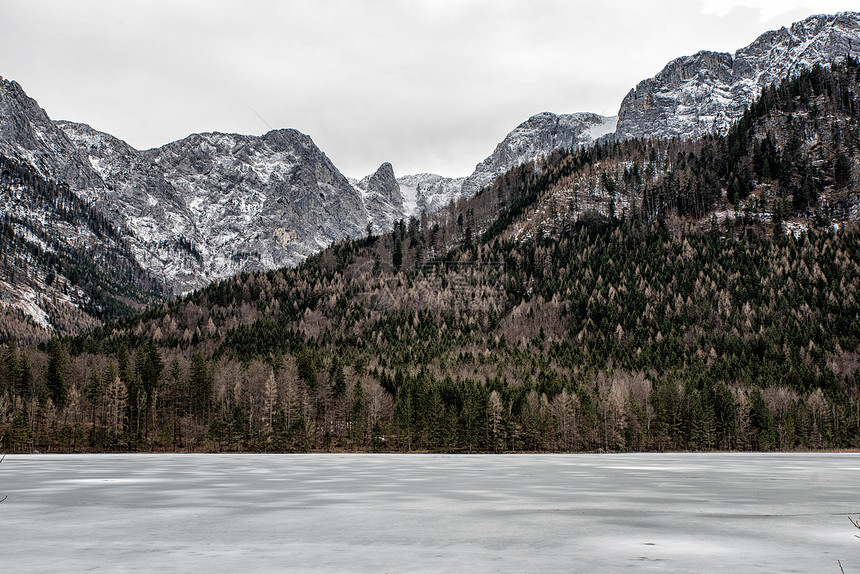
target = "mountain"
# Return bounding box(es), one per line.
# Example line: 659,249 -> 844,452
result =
0,79 -> 401,335
0,79 -> 167,341
462,112 -> 616,197
352,162 -> 405,234
396,173 -> 467,216
0,78 -> 205,297
20,62 -> 858,454
145,129 -> 374,283
506,60 -> 860,248
0,154 -> 163,343
56,121 -> 204,294
0,78 -> 104,193
616,12 -> 860,140
4,10 -> 860,342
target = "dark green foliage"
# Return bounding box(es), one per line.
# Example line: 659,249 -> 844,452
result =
136,339 -> 164,401
392,237 -> 403,271
4,60 -> 860,453
296,349 -> 318,387
189,351 -> 211,420
350,382 -> 366,444
45,339 -> 66,410
0,155 -> 165,343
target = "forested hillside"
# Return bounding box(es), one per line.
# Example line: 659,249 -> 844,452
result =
1,63 -> 859,453
0,155 -> 165,344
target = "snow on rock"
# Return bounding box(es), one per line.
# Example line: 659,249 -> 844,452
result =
616,12 -> 860,140
0,77 -> 104,192
353,162 -> 405,233
0,279 -> 51,330
56,120 -> 204,294
462,112 -> 616,197
146,129 -> 369,287
395,113 -> 616,218
397,173 -> 468,217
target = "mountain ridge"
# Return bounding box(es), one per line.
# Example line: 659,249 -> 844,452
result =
3,11 -> 860,339
27,61 -> 860,454
616,11 -> 860,140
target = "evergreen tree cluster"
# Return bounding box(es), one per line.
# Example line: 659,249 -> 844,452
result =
0,154 -> 165,343
2,61 -> 860,453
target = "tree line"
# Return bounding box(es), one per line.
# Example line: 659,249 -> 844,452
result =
1,60 -> 859,452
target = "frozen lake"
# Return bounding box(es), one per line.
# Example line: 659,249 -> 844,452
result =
2,453 -> 858,572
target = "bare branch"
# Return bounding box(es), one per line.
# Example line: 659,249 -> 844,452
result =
850,515 -> 860,538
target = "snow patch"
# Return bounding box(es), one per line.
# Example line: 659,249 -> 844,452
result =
587,115 -> 618,141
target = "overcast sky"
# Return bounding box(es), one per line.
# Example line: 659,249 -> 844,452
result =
2,1 -> 860,178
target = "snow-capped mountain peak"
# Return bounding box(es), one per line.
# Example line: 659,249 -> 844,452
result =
616,11 -> 860,140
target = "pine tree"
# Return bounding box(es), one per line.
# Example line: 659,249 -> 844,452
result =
45,340 -> 66,410
189,351 -> 210,421
350,382 -> 366,445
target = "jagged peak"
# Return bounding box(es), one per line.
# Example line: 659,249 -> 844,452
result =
148,126 -> 322,159
524,111 -> 559,122
262,127 -> 308,139
367,161 -> 395,181
0,76 -> 52,120
357,161 -> 401,204
516,111 -> 607,128
615,10 -> 860,140
54,119 -> 127,145
0,76 -> 28,95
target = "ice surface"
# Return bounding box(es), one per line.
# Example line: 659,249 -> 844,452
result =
1,453 -> 858,573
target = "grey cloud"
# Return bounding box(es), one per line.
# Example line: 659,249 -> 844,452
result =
0,0 -> 846,178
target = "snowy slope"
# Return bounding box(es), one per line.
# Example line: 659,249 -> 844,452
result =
56,121 -> 204,293
146,129 -> 370,283
462,112 -> 616,197
616,12 -> 860,140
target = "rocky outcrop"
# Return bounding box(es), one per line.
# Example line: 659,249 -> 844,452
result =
146,129 -> 369,284
616,12 -> 860,139
396,173 -> 468,216
354,162 -> 405,232
56,121 -> 204,293
0,77 -> 104,193
358,162 -> 401,208
462,112 -> 616,196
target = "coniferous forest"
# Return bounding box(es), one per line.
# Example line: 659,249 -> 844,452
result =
2,62 -> 860,453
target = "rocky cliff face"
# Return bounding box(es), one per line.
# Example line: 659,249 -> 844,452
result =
0,153 -> 163,341
396,173 -> 468,216
353,162 -> 405,233
462,112 -> 616,197
0,77 -> 390,299
0,77 -> 104,193
616,12 -> 860,140
56,121 -> 204,293
58,121 -> 405,291
146,129 -> 370,284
